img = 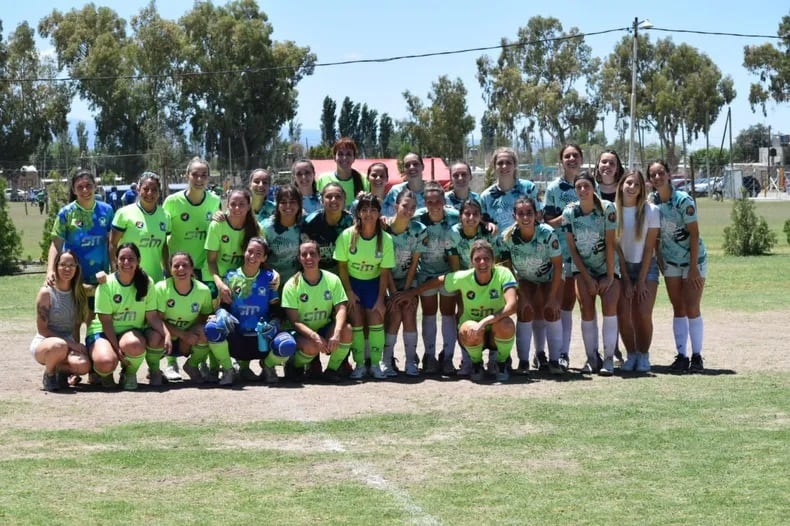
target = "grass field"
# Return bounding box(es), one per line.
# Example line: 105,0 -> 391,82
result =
1,197 -> 788,525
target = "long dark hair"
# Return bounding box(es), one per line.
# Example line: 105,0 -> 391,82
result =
225,188 -> 261,254
594,149 -> 625,185
351,193 -> 384,255
117,243 -> 149,301
274,184 -> 303,225
54,249 -> 90,324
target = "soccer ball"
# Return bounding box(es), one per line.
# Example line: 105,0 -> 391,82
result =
458,320 -> 484,347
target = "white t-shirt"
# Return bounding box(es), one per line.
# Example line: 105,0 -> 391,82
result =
619,203 -> 660,263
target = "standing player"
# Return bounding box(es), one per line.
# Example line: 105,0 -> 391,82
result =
261,184 -> 303,289
414,181 -> 460,375
445,161 -> 482,211
648,160 -> 707,373
383,189 -> 425,376
281,240 -> 353,383
397,240 -> 517,382
162,157 -> 221,380
382,153 -> 426,216
46,170 -> 114,301
316,137 -> 367,209
300,183 -> 354,274
498,198 -> 564,374
480,147 -> 541,232
542,143 -> 585,371
562,172 -> 621,375
291,159 -> 322,216
249,168 -> 276,223
334,194 -> 395,379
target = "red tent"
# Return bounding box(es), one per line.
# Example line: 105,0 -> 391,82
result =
310,157 -> 451,192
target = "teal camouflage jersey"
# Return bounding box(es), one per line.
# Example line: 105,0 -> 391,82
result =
446,223 -> 496,270
650,189 -> 707,266
382,182 -> 425,217
498,223 -> 562,283
561,200 -> 619,277
261,216 -> 302,287
414,207 -> 460,279
542,177 -> 578,259
385,219 -> 427,283
480,179 -> 541,231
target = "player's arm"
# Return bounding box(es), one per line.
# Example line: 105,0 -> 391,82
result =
46,237 -> 64,286
109,229 -> 123,272
403,252 -> 420,291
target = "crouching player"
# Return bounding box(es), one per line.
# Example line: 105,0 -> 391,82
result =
281,240 -> 353,383
396,240 -> 517,382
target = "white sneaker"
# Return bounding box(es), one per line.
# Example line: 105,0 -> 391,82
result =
369,364 -> 386,379
260,366 -> 279,384
219,367 -> 235,386
636,352 -> 651,373
182,362 -> 205,383
164,363 -> 182,382
380,361 -> 398,378
405,361 -> 420,377
350,364 -> 367,380
621,353 -> 638,372
599,357 -> 614,376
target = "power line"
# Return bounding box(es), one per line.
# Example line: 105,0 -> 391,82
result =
0,25 -> 782,84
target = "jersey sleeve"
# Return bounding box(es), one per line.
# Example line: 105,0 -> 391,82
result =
443,271 -> 460,294
333,229 -> 350,262
603,201 -> 618,231
381,234 -> 395,269
111,206 -> 129,232
204,221 -> 221,252
144,278 -> 157,311
281,278 -> 298,309
93,282 -> 113,316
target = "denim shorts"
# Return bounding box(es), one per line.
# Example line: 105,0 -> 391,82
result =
662,257 -> 708,279
624,258 -> 659,283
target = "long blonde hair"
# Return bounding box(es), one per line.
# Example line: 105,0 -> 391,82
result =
54,250 -> 91,325
615,170 -> 647,240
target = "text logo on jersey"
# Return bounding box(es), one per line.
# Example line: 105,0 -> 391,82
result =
135,221 -> 144,229
113,294 -> 123,303
552,239 -> 559,250
466,291 -> 475,300
191,302 -> 200,313
323,290 -> 332,301
167,299 -> 176,308
300,293 -> 309,302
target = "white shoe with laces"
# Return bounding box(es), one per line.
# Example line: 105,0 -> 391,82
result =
164,363 -> 182,382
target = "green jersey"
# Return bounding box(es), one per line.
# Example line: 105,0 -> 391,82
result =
281,270 -> 348,331
205,219 -> 247,279
162,190 -> 221,277
88,273 -> 156,335
444,266 -> 517,325
316,171 -> 369,209
112,203 -> 171,282
155,277 -> 214,333
333,227 -> 395,280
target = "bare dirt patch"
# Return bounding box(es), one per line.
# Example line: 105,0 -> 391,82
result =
2,307 -> 787,432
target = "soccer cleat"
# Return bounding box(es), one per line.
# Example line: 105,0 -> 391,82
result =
621,353 -> 638,372
369,364 -> 386,380
164,363 -> 182,382
599,357 -> 614,376
614,347 -> 625,367
284,360 -> 306,382
323,367 -> 343,383
487,359 -> 500,378
182,362 -> 205,383
380,361 -> 399,378
636,352 -> 651,373
456,360 -> 472,378
531,351 -> 548,371
206,368 -> 221,383
148,370 -> 164,387
548,360 -> 564,375
100,373 -> 116,388
260,366 -> 279,384
238,367 -> 259,382
88,371 -> 102,385
350,364 -> 367,380
339,357 -> 354,377
441,359 -> 457,377
669,354 -> 690,373
121,373 -> 138,391
470,362 -> 484,382
689,354 -> 704,373
55,369 -> 70,389
421,354 -> 440,375
495,361 -> 510,382
558,353 -> 570,372
515,359 -> 530,375
218,367 -> 235,386
43,373 -> 59,392
405,361 -> 420,377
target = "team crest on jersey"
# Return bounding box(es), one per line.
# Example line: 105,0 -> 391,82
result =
222,235 -> 230,243
181,212 -> 190,221
167,299 -> 176,308
552,239 -> 559,250
135,221 -> 144,229
257,287 -> 268,296
233,286 -> 241,295
75,220 -> 83,228
466,291 -> 475,300
205,212 -> 213,221
489,289 -> 500,299
324,290 -> 332,300
685,206 -> 695,216
191,302 -> 200,313
300,293 -> 309,302
349,246 -> 357,255
99,217 -> 108,226
159,222 -> 167,231
607,212 -> 616,222
375,251 -> 382,259
113,294 -> 123,304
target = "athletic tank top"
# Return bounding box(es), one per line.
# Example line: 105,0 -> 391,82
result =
47,287 -> 76,338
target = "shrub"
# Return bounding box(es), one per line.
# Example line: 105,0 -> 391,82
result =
38,182 -> 70,261
783,219 -> 790,245
0,178 -> 23,274
722,194 -> 777,255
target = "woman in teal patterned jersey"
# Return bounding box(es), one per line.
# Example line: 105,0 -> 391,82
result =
261,184 -> 303,289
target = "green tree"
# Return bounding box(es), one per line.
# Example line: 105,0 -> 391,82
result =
402,76 -> 475,160
0,179 -> 23,274
599,35 -> 731,171
732,124 -> 771,162
358,104 -> 378,158
743,14 -> 790,115
723,196 -> 776,255
690,148 -> 730,177
320,96 -> 337,146
378,113 -> 394,157
0,21 -> 72,169
476,16 -> 600,146
337,96 -> 356,139
38,180 -> 69,262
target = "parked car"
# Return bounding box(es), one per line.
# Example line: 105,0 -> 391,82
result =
3,188 -> 26,202
688,178 -> 710,196
742,176 -> 761,197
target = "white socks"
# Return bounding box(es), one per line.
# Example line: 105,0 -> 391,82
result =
516,321 -> 533,361
581,319 -> 599,362
673,316 -> 689,356
403,332 -> 418,363
688,316 -> 704,355
602,315 -> 618,360
546,319 -> 563,361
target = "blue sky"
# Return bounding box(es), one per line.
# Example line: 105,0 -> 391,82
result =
3,0 -> 789,150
